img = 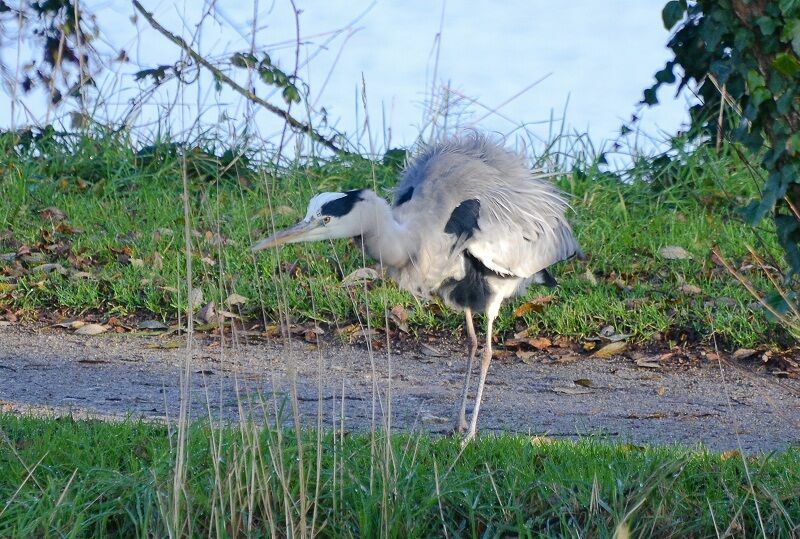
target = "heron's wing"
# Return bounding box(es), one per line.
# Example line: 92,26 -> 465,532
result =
390,133 -> 581,291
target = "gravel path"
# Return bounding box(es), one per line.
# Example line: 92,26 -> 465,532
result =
1,324 -> 798,452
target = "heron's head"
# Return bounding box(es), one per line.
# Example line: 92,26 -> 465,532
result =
252,189 -> 370,252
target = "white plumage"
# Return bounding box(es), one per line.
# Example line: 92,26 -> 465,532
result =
253,133 -> 582,441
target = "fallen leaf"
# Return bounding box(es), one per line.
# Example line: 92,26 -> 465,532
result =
516,350 -> 536,364
635,358 -> 661,369
656,386 -> 667,396
350,328 -> 381,343
189,288 -> 204,310
659,246 -> 693,260
529,337 -> 552,349
146,340 -> 181,349
552,385 -> 592,395
420,343 -> 446,357
582,341 -> 597,351
592,341 -> 628,358
513,295 -> 554,317
32,263 -> 68,275
732,348 -> 757,360
196,301 -> 217,324
74,323 -> 108,335
341,267 -> 379,287
389,304 -> 409,333
678,283 -> 702,295
529,435 -> 556,445
574,378 -> 594,388
0,283 -> 16,293
138,319 -> 168,330
152,252 -> 164,271
217,309 -> 241,319
720,450 -> 741,461
272,206 -> 297,217
583,268 -> 598,285
225,293 -> 248,307
130,258 -> 145,267
39,206 -> 66,221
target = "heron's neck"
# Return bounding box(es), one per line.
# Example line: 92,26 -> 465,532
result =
359,194 -> 413,268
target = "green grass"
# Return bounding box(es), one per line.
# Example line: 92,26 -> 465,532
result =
0,129 -> 789,348
1,413 -> 798,537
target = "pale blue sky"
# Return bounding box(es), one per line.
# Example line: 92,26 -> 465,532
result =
2,1 -> 690,155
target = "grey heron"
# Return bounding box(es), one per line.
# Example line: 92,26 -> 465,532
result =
253,133 -> 581,441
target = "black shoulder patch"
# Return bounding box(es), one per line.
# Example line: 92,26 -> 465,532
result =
395,186 -> 414,206
320,189 -> 364,217
444,199 -> 480,239
533,269 -> 557,287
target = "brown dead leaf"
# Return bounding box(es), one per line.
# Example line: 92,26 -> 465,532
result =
40,207 -> 66,221
225,293 -> 248,307
582,341 -> 597,351
656,386 -> 667,396
420,343 -> 446,357
32,263 -> 68,275
139,320 -> 168,330
151,252 -> 163,271
529,337 -> 552,350
389,304 -> 409,333
678,283 -> 702,295
516,350 -> 537,364
74,323 -> 108,335
732,348 -> 757,360
720,450 -> 741,461
512,295 -> 555,317
341,267 -> 379,287
659,246 -> 693,260
146,340 -> 182,349
592,341 -> 628,358
574,378 -> 594,388
552,385 -> 592,395
189,288 -> 204,310
196,301 -> 217,324
635,357 -> 661,369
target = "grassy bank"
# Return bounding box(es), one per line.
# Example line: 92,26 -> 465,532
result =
0,129 -> 787,348
1,414 -> 798,537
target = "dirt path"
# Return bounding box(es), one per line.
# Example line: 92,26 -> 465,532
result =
1,324 -> 798,452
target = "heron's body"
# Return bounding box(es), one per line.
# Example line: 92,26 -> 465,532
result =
253,133 -> 581,441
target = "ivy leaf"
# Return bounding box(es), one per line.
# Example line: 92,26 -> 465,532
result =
642,86 -> 659,105
756,16 -> 777,35
662,1 -> 685,30
782,19 -> 800,56
786,133 -> 800,157
772,52 -> 800,76
779,0 -> 800,17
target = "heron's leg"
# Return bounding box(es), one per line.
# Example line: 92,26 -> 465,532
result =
464,313 -> 495,442
456,308 -> 478,433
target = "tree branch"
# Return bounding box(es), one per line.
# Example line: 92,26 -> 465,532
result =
132,0 -> 350,156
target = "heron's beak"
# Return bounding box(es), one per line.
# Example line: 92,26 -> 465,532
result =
251,220 -> 317,252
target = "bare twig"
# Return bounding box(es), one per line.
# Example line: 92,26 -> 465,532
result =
131,0 -> 350,156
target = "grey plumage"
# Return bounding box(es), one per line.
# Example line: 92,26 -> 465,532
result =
253,132 -> 581,441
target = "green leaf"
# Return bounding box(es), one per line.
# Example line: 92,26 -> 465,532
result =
642,86 -> 658,106
779,0 -> 800,17
788,132 -> 800,156
783,19 -> 800,55
756,16 -> 777,35
750,86 -> 772,108
746,69 -> 765,90
772,52 -> 800,76
662,1 -> 685,30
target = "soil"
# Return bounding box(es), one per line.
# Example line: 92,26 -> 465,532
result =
1,323 -> 798,453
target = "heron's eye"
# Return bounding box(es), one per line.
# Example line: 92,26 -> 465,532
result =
322,216 -> 331,225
